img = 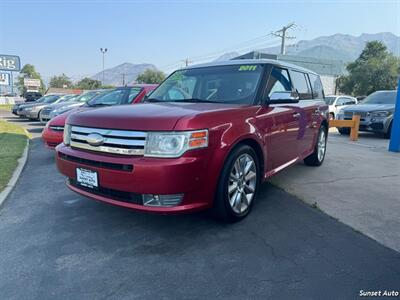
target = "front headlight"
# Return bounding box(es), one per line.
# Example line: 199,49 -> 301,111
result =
63,124 -> 71,145
144,129 -> 208,158
371,111 -> 390,118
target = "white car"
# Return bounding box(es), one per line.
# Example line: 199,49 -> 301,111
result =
324,95 -> 357,119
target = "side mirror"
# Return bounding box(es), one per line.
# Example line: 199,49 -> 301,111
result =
267,91 -> 299,104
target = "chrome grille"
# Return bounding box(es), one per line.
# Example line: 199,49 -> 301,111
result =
70,126 -> 146,156
344,111 -> 368,119
50,126 -> 64,132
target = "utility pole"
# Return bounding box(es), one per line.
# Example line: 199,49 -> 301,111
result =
272,23 -> 296,55
100,48 -> 108,85
182,58 -> 192,67
122,73 -> 126,86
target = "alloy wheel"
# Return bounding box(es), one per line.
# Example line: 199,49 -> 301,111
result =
317,130 -> 326,162
228,153 -> 257,214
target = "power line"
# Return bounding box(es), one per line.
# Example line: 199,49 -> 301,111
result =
271,23 -> 296,55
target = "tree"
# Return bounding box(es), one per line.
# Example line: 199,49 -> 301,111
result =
339,41 -> 400,96
17,64 -> 45,95
136,69 -> 165,84
75,77 -> 102,90
49,73 -> 72,88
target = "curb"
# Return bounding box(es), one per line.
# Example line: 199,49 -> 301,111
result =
0,138 -> 29,207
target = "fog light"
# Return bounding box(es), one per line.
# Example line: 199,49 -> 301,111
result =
142,194 -> 183,207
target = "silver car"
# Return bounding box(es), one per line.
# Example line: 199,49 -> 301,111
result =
337,90 -> 397,139
17,94 -> 63,120
39,94 -> 79,123
48,90 -> 107,120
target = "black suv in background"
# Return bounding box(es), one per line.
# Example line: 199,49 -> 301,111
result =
24,91 -> 43,102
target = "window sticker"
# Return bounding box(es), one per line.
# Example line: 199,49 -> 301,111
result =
238,65 -> 257,71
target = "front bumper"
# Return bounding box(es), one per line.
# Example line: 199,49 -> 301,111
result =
42,126 -> 63,149
55,144 -> 215,213
337,114 -> 391,133
18,109 -> 40,119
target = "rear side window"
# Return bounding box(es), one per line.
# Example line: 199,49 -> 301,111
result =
289,70 -> 312,100
308,73 -> 324,99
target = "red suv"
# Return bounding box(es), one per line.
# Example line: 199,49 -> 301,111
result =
56,60 -> 328,222
42,85 -> 157,148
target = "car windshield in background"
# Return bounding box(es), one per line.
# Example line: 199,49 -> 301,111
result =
87,89 -> 129,107
149,64 -> 263,104
43,95 -> 61,103
324,97 -> 336,105
363,91 -> 396,104
76,91 -> 102,102
58,94 -> 77,102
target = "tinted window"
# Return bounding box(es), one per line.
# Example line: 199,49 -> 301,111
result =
324,96 -> 337,105
290,70 -> 312,99
363,91 -> 396,104
88,89 -> 127,106
308,73 -> 324,99
265,67 -> 292,98
127,87 -> 143,103
149,65 -> 263,104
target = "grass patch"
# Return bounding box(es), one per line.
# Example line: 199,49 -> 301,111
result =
0,120 -> 29,192
0,104 -> 13,111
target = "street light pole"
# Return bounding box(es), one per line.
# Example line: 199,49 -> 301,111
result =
100,48 -> 108,85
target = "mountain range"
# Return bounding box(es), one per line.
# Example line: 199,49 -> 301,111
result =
90,63 -> 157,86
215,32 -> 400,62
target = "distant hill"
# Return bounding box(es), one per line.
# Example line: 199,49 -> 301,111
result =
219,32 -> 400,63
214,52 -> 241,61
91,62 -> 157,86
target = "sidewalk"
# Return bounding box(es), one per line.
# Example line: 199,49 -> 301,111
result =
271,129 -> 400,252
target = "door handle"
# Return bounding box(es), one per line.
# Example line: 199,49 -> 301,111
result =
293,112 -> 301,119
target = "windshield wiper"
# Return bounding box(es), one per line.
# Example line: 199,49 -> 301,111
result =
178,98 -> 217,103
144,98 -> 163,103
86,103 -> 113,107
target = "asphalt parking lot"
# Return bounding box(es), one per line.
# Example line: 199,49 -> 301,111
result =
1,113 -> 400,299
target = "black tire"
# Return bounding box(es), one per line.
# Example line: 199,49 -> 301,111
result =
384,122 -> 392,139
304,125 -> 327,166
213,145 -> 260,222
338,128 -> 350,135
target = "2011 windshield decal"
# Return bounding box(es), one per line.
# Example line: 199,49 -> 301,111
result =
238,65 -> 257,71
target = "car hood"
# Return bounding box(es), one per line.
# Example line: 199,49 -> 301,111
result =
44,102 -> 70,110
341,104 -> 395,112
67,102 -> 246,131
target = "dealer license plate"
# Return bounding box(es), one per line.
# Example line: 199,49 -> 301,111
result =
76,168 -> 98,189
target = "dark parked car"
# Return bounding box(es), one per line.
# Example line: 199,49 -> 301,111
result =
24,91 -> 42,102
56,59 -> 329,222
337,90 -> 397,138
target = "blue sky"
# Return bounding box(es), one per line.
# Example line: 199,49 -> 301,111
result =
1,0 -> 399,81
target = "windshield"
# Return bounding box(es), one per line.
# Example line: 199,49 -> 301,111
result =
58,94 -> 77,102
149,64 -> 263,104
363,91 -> 397,105
76,91 -> 102,102
324,96 -> 337,105
87,89 -> 129,106
42,95 -> 61,103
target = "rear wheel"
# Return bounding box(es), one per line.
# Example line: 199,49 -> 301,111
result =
304,125 -> 327,166
213,145 -> 260,222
